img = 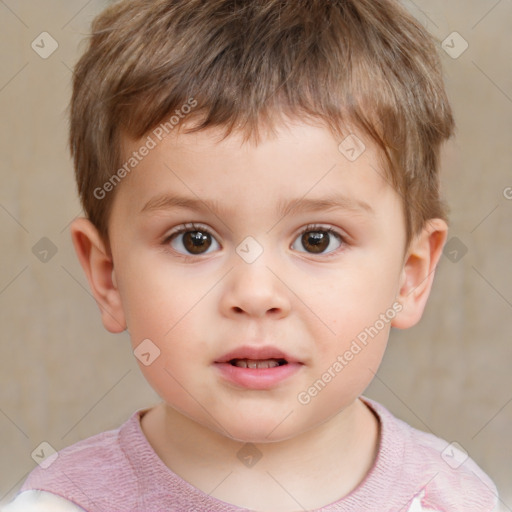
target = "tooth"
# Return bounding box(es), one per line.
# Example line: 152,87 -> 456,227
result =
233,358 -> 281,369
259,360 -> 280,369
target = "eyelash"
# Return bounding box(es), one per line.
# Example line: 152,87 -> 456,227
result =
163,223 -> 346,258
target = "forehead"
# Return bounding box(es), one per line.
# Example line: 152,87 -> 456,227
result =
113,120 -> 401,226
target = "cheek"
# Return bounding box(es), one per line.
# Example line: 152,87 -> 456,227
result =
117,256 -> 211,342
301,263 -> 401,343
131,305 -> 214,411
120,260 -> 217,363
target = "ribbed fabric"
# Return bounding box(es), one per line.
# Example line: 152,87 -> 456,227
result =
18,397 -> 499,511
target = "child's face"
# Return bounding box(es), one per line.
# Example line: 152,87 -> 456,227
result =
101,120 -> 411,442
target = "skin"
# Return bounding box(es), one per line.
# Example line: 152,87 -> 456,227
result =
71,119 -> 447,511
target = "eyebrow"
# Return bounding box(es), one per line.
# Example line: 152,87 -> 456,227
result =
140,192 -> 374,218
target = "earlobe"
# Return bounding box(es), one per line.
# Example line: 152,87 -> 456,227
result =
391,218 -> 448,329
70,218 -> 127,333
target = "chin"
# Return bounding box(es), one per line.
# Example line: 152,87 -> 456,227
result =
216,414 -> 305,445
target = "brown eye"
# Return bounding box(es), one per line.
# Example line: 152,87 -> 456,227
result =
169,226 -> 220,256
301,231 -> 329,253
182,231 -> 212,254
292,227 -> 342,255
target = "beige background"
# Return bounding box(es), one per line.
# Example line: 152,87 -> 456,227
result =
1,0 -> 511,509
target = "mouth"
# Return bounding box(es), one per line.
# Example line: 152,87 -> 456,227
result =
228,358 -> 288,369
214,345 -> 303,389
215,345 -> 301,366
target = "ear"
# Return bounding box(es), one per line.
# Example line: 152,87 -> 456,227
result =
391,218 -> 448,329
70,218 -> 126,333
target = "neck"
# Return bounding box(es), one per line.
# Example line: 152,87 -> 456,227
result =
141,398 -> 380,511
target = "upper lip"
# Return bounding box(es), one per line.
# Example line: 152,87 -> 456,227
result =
215,345 -> 302,364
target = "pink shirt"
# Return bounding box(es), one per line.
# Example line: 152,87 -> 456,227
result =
7,397 -> 499,511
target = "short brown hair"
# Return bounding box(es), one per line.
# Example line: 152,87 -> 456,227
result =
69,0 -> 454,247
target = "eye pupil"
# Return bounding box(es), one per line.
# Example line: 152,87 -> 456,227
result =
184,231 -> 211,254
302,231 -> 329,253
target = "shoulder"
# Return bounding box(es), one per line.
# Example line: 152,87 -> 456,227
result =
363,397 -> 499,512
18,411 -> 146,511
21,423 -> 128,486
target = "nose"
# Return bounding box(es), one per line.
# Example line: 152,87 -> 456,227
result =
219,260 -> 292,319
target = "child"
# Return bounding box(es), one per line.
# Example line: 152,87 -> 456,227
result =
4,0 -> 500,510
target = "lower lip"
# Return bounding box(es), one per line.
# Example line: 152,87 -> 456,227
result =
214,362 -> 303,390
